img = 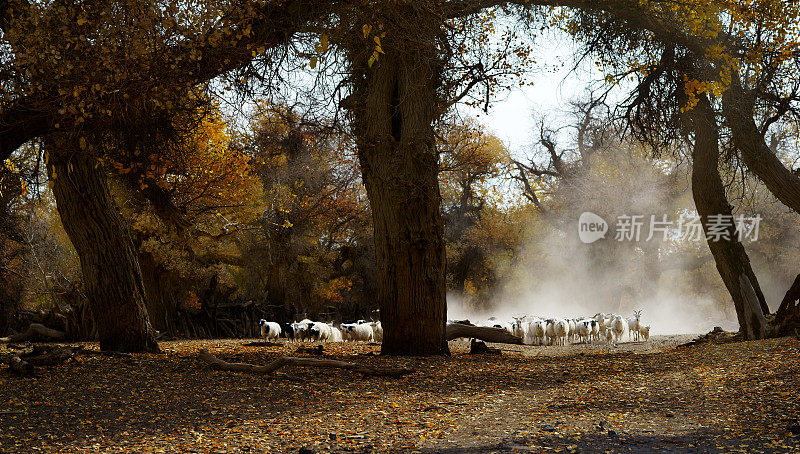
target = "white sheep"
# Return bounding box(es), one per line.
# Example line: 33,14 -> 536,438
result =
589,319 -> 599,342
292,318 -> 313,341
512,318 -> 528,339
339,323 -> 354,341
575,320 -> 591,343
526,319 -> 546,345
604,328 -> 614,345
309,321 -> 332,342
329,325 -> 344,342
554,319 -> 570,346
346,323 -> 374,342
611,316 -> 626,342
545,319 -> 557,345
568,319 -> 577,343
258,319 -> 281,341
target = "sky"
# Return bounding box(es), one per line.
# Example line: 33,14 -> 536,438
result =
465,35 -> 601,156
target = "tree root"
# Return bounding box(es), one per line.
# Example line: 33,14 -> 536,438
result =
197,349 -> 414,377
0,323 -> 66,343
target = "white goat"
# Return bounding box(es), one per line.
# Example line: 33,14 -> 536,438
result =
628,310 -> 642,341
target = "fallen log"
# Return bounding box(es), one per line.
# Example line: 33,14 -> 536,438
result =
0,323 -> 66,343
198,349 -> 414,377
446,323 -> 523,344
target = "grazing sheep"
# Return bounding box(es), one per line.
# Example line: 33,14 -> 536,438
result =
258,320 -> 282,341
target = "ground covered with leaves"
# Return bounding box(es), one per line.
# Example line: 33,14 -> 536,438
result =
1,335 -> 799,453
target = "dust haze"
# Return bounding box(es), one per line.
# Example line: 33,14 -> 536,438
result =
448,138 -> 797,336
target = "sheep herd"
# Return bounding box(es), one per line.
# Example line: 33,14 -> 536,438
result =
464,310 -> 651,346
258,310 -> 651,346
258,318 -> 383,343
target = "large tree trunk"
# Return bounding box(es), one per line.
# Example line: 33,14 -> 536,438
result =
48,138 -> 159,352
721,75 -> 800,215
346,7 -> 448,355
687,94 -> 768,339
138,251 -> 170,332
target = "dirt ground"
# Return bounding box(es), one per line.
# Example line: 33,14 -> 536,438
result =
1,334 -> 799,453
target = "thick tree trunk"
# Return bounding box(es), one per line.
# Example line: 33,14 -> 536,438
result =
347,9 -> 448,355
739,274 -> 768,339
138,251 -> 171,332
48,139 -> 159,352
687,95 -> 768,339
722,75 -> 800,215
777,273 -> 800,318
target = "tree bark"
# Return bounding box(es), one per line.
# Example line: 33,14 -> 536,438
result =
687,94 -> 768,339
346,7 -> 448,355
721,75 -> 800,215
47,138 -> 159,352
777,273 -> 800,318
739,274 -> 768,340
